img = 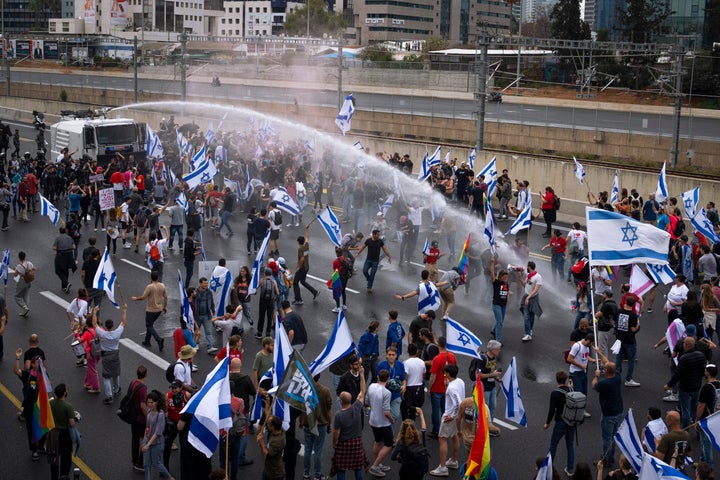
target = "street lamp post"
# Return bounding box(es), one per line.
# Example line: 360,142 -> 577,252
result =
515,0 -> 521,96
179,32 -> 187,101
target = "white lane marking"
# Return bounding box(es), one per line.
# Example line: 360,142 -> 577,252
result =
40,290 -> 70,309
120,338 -> 170,370
493,418 -> 519,430
121,258 -> 151,272
307,274 -> 360,294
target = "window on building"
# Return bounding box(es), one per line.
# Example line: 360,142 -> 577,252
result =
690,4 -> 699,15
256,18 -> 259,22
235,7 -> 239,12
263,7 -> 267,12
221,29 -> 225,34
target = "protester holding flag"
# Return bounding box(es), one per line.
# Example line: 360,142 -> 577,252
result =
696,363 -> 720,468
519,261 -> 543,342
48,383 -> 76,480
13,348 -> 48,461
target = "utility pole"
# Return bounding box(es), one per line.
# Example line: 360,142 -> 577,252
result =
515,0 -> 522,96
179,32 -> 187,101
337,38 -> 343,110
306,0 -> 310,39
670,43 -> 684,169
475,29 -> 488,151
134,36 -> 138,103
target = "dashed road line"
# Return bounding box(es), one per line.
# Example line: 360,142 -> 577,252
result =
307,273 -> 360,294
493,418 -> 519,430
121,258 -> 151,272
119,338 -> 170,370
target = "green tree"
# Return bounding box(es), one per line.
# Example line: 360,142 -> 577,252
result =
359,45 -> 393,62
422,36 -> 450,53
616,0 -> 671,43
283,0 -> 346,38
549,0 -> 590,40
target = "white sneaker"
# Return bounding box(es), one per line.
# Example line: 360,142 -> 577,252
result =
342,305 -> 348,310
430,466 -> 449,477
286,223 -> 292,227
123,243 -> 132,249
368,466 -> 386,477
331,307 -> 340,313
445,459 -> 459,469
624,379 -> 641,387
583,412 -> 592,418
378,464 -> 391,472
295,223 -> 300,227
521,334 -> 532,342
663,394 -> 678,402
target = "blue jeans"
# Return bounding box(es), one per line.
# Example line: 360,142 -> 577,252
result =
678,389 -> 699,428
700,427 -> 715,467
600,413 -> 623,462
523,308 -> 536,336
218,210 -> 233,234
551,253 -> 565,282
430,392 -> 445,435
484,386 -> 497,420
197,316 -> 215,349
168,224 -> 183,248
336,469 -> 363,480
548,421 -> 575,473
492,304 -> 506,343
363,260 -> 379,289
144,442 -> 172,480
570,370 -> 588,395
184,259 -> 195,286
103,375 -> 120,400
220,434 -> 241,480
615,343 -> 637,382
303,426 -> 327,478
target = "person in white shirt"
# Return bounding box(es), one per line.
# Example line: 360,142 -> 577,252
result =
592,266 -> 613,300
665,274 -> 689,321
211,304 -> 243,347
401,344 -> 426,421
367,369 -> 395,477
13,251 -> 35,317
174,345 -> 198,394
520,262 -> 543,342
145,226 -> 169,281
268,201 -> 282,257
430,364 -> 465,477
66,288 -> 89,329
565,223 -> 587,282
92,303 -> 127,405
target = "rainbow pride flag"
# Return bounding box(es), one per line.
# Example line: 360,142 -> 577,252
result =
31,362 -> 55,444
463,377 -> 491,480
326,269 -> 343,300
457,234 -> 471,285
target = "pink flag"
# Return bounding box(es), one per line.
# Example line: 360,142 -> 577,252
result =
629,265 -> 654,299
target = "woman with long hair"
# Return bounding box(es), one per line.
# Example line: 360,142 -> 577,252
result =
701,282 -> 720,343
391,419 -> 428,480
74,315 -> 100,393
231,266 -> 253,327
142,389 -> 174,480
540,186 -> 557,237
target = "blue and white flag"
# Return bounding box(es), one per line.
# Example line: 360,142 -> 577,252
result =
271,187 -> 300,216
93,247 -> 119,307
209,265 -> 232,317
506,203 -> 532,235
215,144 -> 227,165
692,208 -> 720,244
610,170 -> 620,205
444,149 -> 451,165
614,409 -> 643,473
381,194 -> 394,217
698,410 -> 720,454
478,156 -> 498,198
353,141 -> 364,152
0,249 -> 10,286
199,231 -> 207,262
205,122 -> 215,145
176,192 -> 189,214
655,162 -> 669,204
643,418 -> 668,453
145,124 -> 164,159
445,317 -> 482,359
176,129 -> 192,157
468,145 -> 477,170
273,313 -> 293,430
647,263 -> 675,285
484,202 -> 496,256
216,112 -> 228,132
178,270 -> 195,330
681,187 -> 700,219
317,206 -> 343,247
251,369 -> 273,422
422,238 -> 430,256
501,356 -> 527,426
309,310 -> 356,375
248,230 -> 271,295
573,157 -> 586,184
39,193 -> 61,226
417,281 -> 440,314
335,94 -> 355,136
534,452 -> 553,480
296,182 -> 308,213
586,207 -> 671,266
191,144 -> 207,171
304,139 -> 316,154
180,356 -> 232,457
418,146 -> 441,182
183,158 -> 218,191
638,452 -> 690,480
246,178 -> 264,202
164,164 -> 178,187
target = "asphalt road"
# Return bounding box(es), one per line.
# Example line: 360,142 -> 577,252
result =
8,69 -> 720,140
0,171 -> 715,480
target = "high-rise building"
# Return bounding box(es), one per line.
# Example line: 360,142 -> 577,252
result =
1,0 -> 62,34
660,0 -> 706,48
592,0 -> 622,40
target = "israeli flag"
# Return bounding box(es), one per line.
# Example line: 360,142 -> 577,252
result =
422,238 -> 430,255
573,157 -> 586,184
304,139 -> 316,154
445,317 -> 482,359
586,207 -> 671,266
692,208 -> 720,244
178,270 -> 195,330
0,248 -> 10,286
176,192 -> 189,214
655,161 -> 669,204
638,452 -> 690,480
353,141 -> 364,152
217,112 -> 228,132
296,182 -> 308,212
643,418 -> 668,453
215,144 -> 227,165
610,170 -> 620,205
255,144 -> 263,161
191,144 -> 207,171
417,281 -> 441,314
145,124 -> 164,159
248,230 -> 271,295
614,409 -> 643,473
273,313 -> 293,430
681,187 -> 700,219
199,231 -> 207,262
39,193 -> 60,226
180,356 -> 233,457
418,146 -> 441,182
534,453 -> 553,480
309,310 -> 356,375
317,206 -> 343,247
246,178 -> 264,203
176,129 -> 192,157
93,247 -> 119,307
501,357 -> 527,427
478,156 -> 498,197
646,263 -> 675,285
209,265 -> 232,317
506,203 -> 533,235
484,202 -> 496,256
468,145 -> 477,170
698,410 -> 720,453
335,94 -> 355,136
205,122 -> 215,145
164,164 -> 178,187
381,194 -> 394,217
444,149 -> 451,164
183,158 -> 218,191
271,187 -> 301,216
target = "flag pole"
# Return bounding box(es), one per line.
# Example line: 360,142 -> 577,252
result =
585,207 -> 600,371
306,216 -> 318,228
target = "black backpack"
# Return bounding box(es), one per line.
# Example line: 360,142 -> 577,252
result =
117,382 -> 144,424
165,360 -> 183,383
135,207 -> 149,229
553,195 -> 561,211
260,279 -> 276,301
339,257 -> 353,279
673,219 -> 686,237
400,443 -> 430,476
272,209 -> 283,226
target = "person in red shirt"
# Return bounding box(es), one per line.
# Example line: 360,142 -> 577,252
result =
540,186 -> 557,237
133,169 -> 145,196
423,240 -> 444,283
24,173 -> 38,213
542,229 -> 567,282
619,283 -> 644,315
163,380 -> 188,468
332,247 -> 349,312
214,334 -> 243,364
427,336 -> 457,438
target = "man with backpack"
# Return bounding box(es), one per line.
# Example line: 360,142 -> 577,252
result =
145,226 -> 170,282
13,251 -> 34,317
125,365 -> 148,472
256,267 -> 279,339
172,345 -> 198,395
544,370 -> 577,477
697,364 -> 720,468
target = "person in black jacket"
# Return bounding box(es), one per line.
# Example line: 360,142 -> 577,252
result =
544,370 -> 575,477
664,336 -> 707,428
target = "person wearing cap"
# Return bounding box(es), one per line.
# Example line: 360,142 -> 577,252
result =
175,345 -> 198,394
592,362 -> 622,467
164,380 -> 188,469
423,240 -> 444,283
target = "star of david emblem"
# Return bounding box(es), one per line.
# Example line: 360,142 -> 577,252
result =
620,221 -> 638,247
488,169 -> 497,177
209,276 -> 221,292
201,172 -> 211,182
282,194 -> 290,203
98,272 -> 107,288
331,224 -> 341,235
456,332 -> 472,346
684,197 -> 693,210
